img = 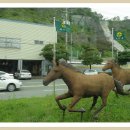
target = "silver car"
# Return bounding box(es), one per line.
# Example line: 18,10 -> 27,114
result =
15,70 -> 32,79
0,77 -> 22,92
0,71 -> 14,79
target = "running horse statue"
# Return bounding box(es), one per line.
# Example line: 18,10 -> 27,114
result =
43,60 -> 120,119
102,60 -> 130,93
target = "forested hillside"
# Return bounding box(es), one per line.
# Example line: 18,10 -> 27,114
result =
0,8 -> 129,52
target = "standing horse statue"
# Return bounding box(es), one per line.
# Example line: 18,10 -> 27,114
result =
43,60 -> 118,118
102,60 -> 130,93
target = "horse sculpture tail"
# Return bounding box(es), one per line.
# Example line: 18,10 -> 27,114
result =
114,79 -> 130,95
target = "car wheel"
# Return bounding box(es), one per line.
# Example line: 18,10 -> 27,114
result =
7,84 -> 16,92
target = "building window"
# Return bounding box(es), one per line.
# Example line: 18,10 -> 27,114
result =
34,40 -> 44,44
0,37 -> 21,49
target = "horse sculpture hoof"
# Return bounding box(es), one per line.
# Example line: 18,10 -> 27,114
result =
93,114 -> 98,120
61,105 -> 67,111
80,107 -> 86,112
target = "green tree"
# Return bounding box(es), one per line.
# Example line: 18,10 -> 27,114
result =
117,51 -> 130,65
39,43 -> 69,62
80,45 -> 103,69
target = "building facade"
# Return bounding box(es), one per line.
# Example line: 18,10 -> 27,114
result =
0,18 -> 57,76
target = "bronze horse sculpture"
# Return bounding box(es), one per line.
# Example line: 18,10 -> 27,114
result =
43,60 -> 119,118
102,60 -> 130,92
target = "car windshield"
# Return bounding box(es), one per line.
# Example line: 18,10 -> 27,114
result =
0,71 -> 6,75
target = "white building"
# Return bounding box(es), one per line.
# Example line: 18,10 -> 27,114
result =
0,18 -> 57,76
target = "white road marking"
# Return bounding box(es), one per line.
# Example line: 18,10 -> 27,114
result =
22,83 -> 66,88
43,88 -> 67,91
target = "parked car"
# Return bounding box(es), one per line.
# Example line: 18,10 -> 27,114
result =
96,68 -> 112,75
84,68 -> 112,75
0,76 -> 22,92
84,69 -> 98,75
14,70 -> 32,79
0,71 -> 14,79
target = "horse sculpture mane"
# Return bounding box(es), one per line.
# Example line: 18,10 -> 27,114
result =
109,60 -> 120,68
59,59 -> 81,73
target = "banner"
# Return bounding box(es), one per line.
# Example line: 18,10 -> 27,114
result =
55,20 -> 71,33
114,31 -> 125,40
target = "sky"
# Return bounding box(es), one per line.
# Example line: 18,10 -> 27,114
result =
84,3 -> 130,20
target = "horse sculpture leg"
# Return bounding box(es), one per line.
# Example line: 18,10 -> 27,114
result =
68,96 -> 86,112
113,88 -> 119,97
55,92 -> 72,121
68,96 -> 86,121
114,79 -> 129,95
90,96 -> 98,111
55,92 -> 71,110
93,96 -> 107,118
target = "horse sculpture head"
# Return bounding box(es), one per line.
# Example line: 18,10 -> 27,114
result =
43,60 -> 62,86
102,60 -> 116,71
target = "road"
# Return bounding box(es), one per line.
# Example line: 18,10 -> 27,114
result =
1,77 -> 130,100
0,79 -> 68,100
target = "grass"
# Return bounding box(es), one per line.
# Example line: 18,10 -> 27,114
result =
0,92 -> 130,122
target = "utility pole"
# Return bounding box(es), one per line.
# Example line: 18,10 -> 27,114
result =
53,17 -> 56,61
53,17 -> 56,96
65,8 -> 68,50
70,33 -> 73,62
112,28 -> 114,58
